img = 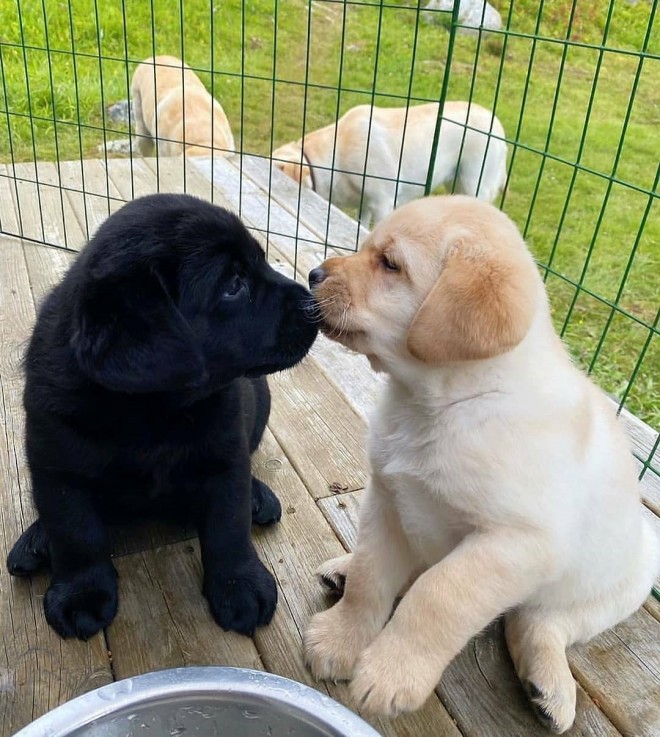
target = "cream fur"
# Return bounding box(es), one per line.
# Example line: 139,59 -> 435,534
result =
131,55 -> 235,158
272,102 -> 507,227
304,195 -> 658,733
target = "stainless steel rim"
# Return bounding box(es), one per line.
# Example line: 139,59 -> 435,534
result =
12,666 -> 380,737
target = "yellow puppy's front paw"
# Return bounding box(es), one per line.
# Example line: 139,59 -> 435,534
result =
303,603 -> 373,682
350,635 -> 439,718
523,679 -> 576,734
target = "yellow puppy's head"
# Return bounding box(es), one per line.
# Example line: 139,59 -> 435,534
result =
271,141 -> 314,189
308,195 -> 541,369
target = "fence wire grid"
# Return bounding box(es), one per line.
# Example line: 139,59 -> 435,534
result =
0,0 -> 658,494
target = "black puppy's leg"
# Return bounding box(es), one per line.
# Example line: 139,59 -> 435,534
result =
194,460 -> 277,636
34,476 -> 118,640
247,376 -> 270,453
251,477 -> 281,525
7,518 -> 51,576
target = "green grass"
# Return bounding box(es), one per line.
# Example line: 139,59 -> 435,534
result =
0,0 -> 658,428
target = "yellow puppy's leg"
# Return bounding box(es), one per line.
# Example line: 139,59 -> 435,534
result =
304,480 -> 417,682
351,529 -> 552,716
505,609 -> 576,734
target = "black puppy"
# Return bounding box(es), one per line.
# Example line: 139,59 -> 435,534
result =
7,193 -> 318,640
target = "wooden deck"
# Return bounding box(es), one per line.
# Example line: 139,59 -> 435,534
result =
0,155 -> 658,737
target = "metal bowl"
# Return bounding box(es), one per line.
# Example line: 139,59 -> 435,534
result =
13,667 -> 380,737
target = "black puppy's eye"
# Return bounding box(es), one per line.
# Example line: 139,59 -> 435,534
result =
381,253 -> 399,272
223,273 -> 245,298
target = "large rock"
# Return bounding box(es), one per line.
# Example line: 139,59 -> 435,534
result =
425,0 -> 503,35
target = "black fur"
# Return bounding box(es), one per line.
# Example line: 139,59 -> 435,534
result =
7,194 -> 318,640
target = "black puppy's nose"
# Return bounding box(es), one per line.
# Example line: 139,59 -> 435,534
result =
309,267 -> 327,288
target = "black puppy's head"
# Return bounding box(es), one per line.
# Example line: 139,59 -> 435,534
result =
70,194 -> 318,394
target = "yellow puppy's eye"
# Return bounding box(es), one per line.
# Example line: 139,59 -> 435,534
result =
381,254 -> 399,272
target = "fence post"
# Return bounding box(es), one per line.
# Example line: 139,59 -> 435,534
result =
424,1 -> 460,196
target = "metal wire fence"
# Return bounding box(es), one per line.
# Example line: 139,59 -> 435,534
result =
0,0 -> 658,492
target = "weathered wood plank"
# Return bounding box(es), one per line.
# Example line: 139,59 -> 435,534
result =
0,164 -> 21,235
57,159 -> 125,244
319,488 -> 624,737
192,155 -> 326,274
103,157 -> 163,199
0,236 -> 112,736
318,490 -> 362,551
108,541 -> 263,679
141,155 -> 215,201
637,464 -> 660,518
569,608 -> 660,737
0,236 -> 40,575
268,359 -> 367,498
222,153 -> 368,252
106,156 -> 232,214
251,428 -> 462,737
619,406 -> 660,478
22,243 -> 76,307
108,521 -> 195,559
644,594 -> 660,622
610,405 -> 660,516
10,161 -> 85,250
311,335 -> 384,420
250,427 -> 344,689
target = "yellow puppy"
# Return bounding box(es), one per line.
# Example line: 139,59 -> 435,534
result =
272,102 -> 507,227
131,55 -> 235,158
304,196 -> 658,733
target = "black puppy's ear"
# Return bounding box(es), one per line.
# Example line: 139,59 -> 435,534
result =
72,268 -> 207,393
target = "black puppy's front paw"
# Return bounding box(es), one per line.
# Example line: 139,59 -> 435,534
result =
203,555 -> 277,636
44,562 -> 118,640
7,519 -> 51,576
251,478 -> 282,525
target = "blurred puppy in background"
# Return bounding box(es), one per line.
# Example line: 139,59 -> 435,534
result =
272,102 -> 507,227
131,55 -> 235,157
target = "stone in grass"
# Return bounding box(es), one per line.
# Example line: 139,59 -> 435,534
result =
424,0 -> 503,35
106,99 -> 132,124
97,99 -> 135,156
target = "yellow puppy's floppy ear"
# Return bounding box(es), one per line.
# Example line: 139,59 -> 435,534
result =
406,242 -> 537,364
